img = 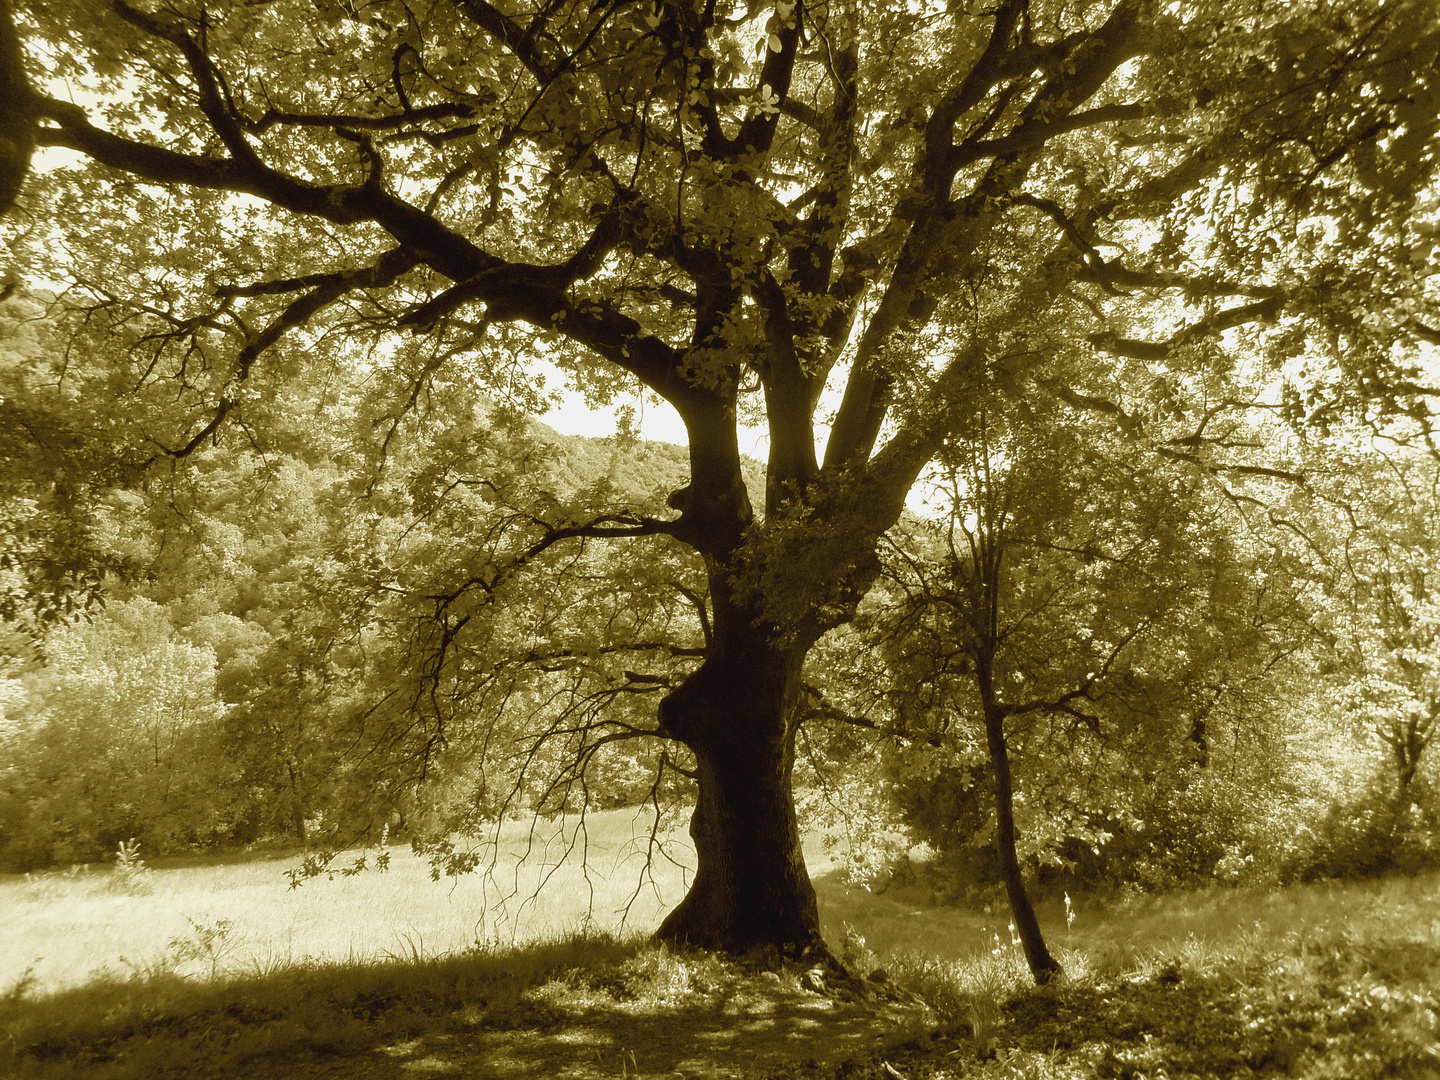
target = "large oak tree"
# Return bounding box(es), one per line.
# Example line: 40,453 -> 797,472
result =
2,0 -> 1437,952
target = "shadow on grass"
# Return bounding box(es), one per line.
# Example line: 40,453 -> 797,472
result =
8,871 -> 1440,1079
813,868 -> 999,963
0,932 -> 930,1080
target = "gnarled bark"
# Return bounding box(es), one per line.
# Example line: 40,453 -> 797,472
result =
654,610 -> 825,955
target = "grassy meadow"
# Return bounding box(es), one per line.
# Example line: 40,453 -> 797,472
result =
3,809 -> 705,995
3,810 -> 1439,1078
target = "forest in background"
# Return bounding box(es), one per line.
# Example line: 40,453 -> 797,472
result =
2,284 -> 1436,900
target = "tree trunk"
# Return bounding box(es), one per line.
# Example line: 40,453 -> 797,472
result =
1394,711 -> 1431,794
0,0 -> 37,217
654,621 -> 826,956
286,761 -> 309,847
977,664 -> 1061,984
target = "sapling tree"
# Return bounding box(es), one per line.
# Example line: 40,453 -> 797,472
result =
852,378 -> 1316,980
2,0 -> 1437,951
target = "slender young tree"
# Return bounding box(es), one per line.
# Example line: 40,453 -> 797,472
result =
868,392 -> 1316,981
938,423 -> 1066,984
3,0 -> 1437,952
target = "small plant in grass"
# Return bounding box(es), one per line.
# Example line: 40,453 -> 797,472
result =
840,922 -> 880,976
22,862 -> 90,902
166,916 -> 240,980
107,839 -> 153,895
384,929 -> 430,964
613,943 -> 694,1001
2,964 -> 39,1007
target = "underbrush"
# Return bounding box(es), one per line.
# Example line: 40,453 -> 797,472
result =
875,760 -> 1440,903
864,871 -> 1440,1079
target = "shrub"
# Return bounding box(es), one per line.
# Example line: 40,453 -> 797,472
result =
106,839 -> 154,895
1281,776 -> 1440,883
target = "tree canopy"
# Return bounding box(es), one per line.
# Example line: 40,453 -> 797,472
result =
3,0 -> 1439,955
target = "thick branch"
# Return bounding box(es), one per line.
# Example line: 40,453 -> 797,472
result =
1004,618 -> 1155,719
825,3 -> 1145,474
724,0 -> 804,156
454,0 -> 552,78
1047,383 -> 1308,485
397,208 -> 626,332
247,103 -> 475,133
36,96 -> 259,196
923,0 -> 1028,192
950,103 -> 1145,171
798,682 -> 912,739
430,514 -> 681,609
36,94 -> 491,278
110,0 -> 260,167
517,643 -> 708,667
1089,296 -> 1286,360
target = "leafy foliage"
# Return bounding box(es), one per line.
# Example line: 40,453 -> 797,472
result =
0,334 -> 722,867
800,384 -> 1332,895
3,0 -> 1440,944
0,601 -> 235,868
